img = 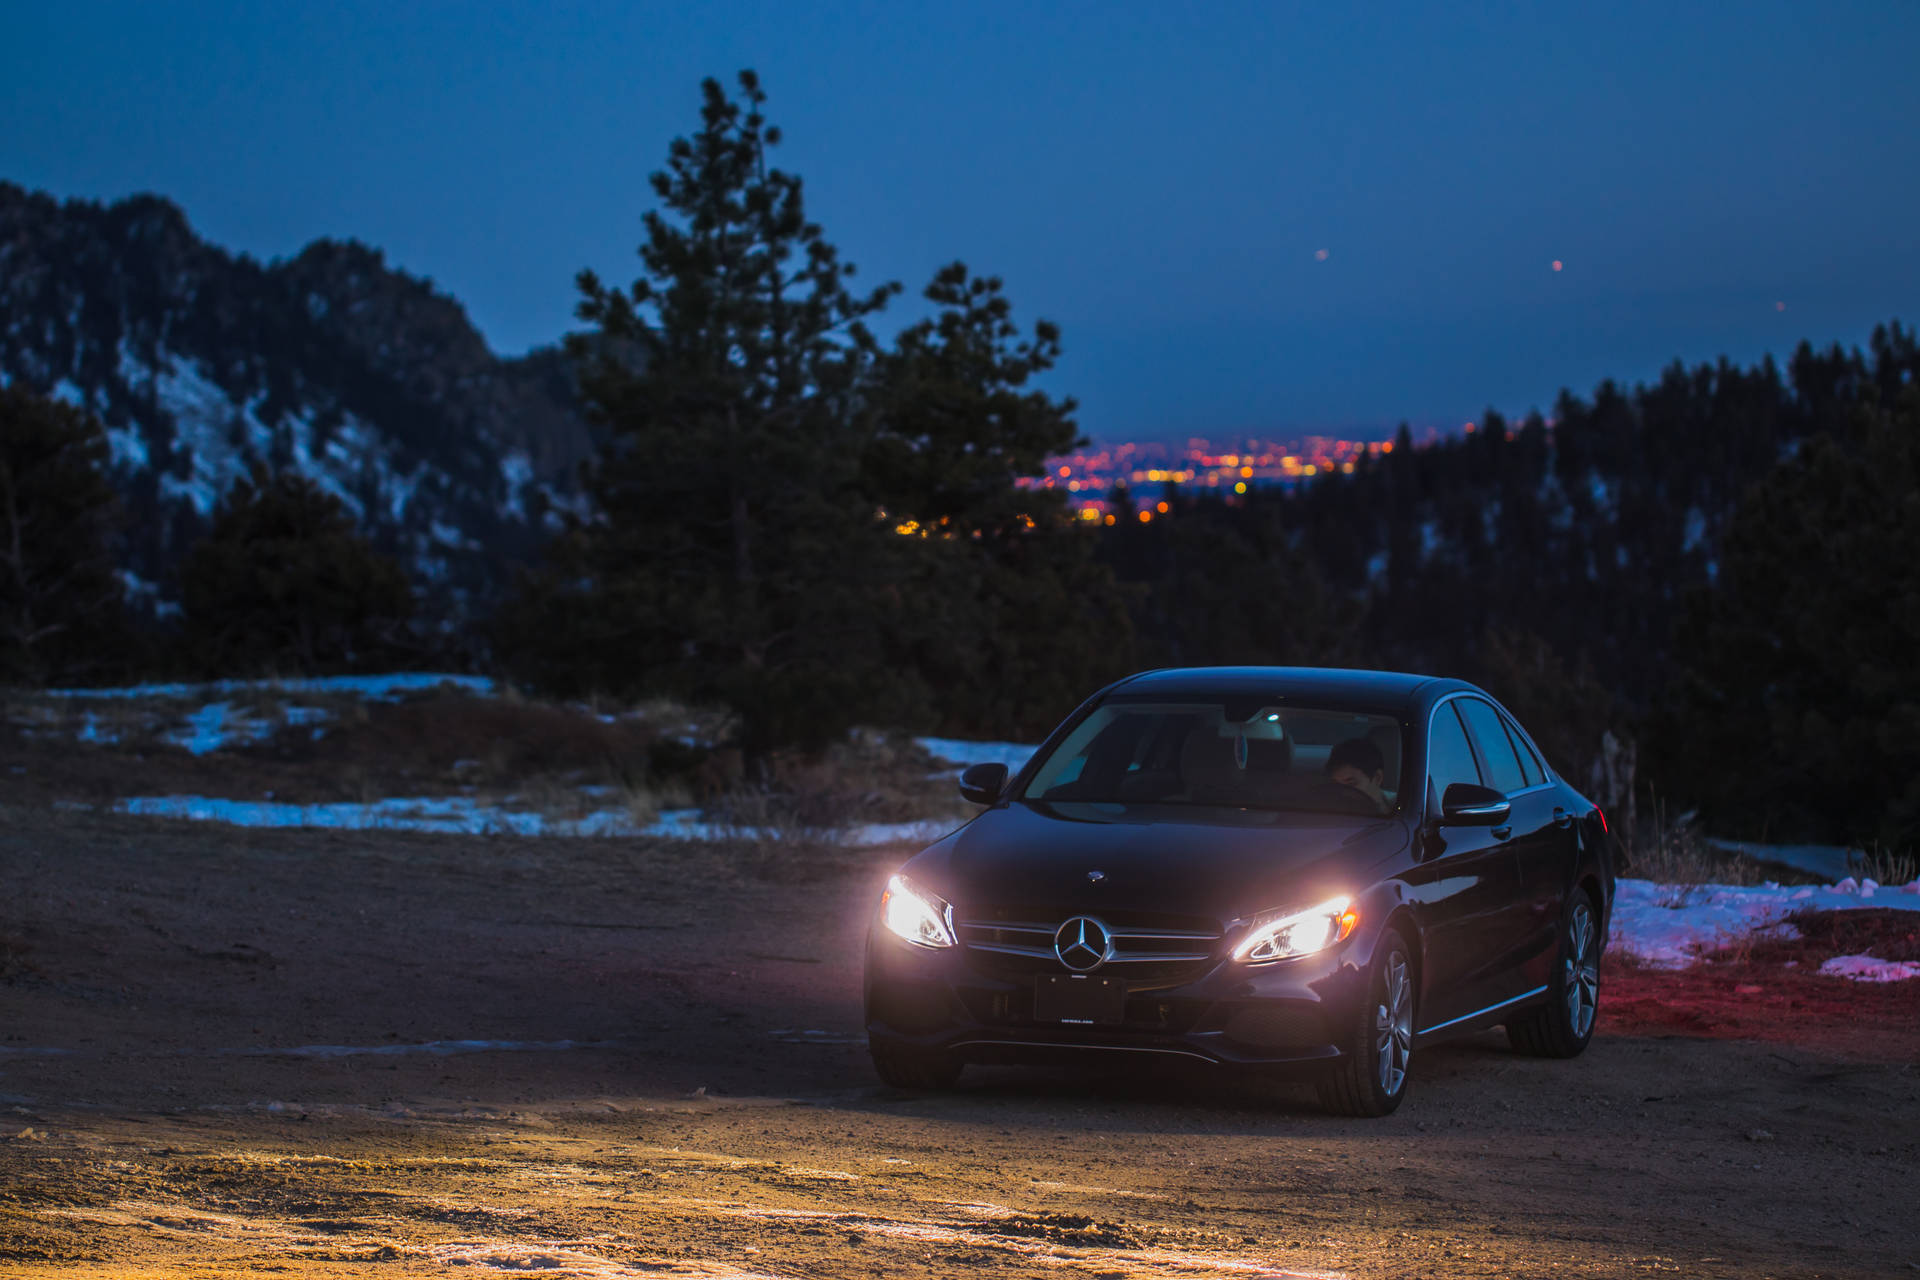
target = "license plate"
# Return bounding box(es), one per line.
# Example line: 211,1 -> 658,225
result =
1033,974 -> 1127,1025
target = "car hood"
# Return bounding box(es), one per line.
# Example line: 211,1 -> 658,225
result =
915,799 -> 1408,923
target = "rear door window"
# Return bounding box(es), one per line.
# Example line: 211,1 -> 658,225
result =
1426,703 -> 1482,797
1456,698 -> 1527,794
1502,715 -> 1543,786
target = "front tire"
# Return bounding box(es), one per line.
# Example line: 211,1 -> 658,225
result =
870,1041 -> 962,1090
1316,925 -> 1414,1117
1507,886 -> 1600,1058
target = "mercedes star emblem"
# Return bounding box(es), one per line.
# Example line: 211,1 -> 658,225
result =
1053,916 -> 1114,972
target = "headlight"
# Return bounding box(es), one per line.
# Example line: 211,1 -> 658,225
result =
879,874 -> 956,949
1233,895 -> 1358,963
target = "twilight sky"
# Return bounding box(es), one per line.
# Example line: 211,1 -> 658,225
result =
5,1 -> 1918,442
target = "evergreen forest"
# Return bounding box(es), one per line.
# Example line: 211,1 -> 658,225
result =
3,71 -> 1916,855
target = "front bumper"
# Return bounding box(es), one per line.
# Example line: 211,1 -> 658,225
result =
864,925 -> 1370,1071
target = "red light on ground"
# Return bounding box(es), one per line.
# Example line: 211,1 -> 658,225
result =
1551,260 -> 1563,272
1314,248 -> 1330,261
1776,301 -> 1787,312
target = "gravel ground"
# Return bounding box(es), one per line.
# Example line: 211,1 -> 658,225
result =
2,808 -> 1916,1278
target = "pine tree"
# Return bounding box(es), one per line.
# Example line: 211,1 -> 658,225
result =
1664,387 -> 1920,848
0,384 -> 125,684
562,71 -> 910,760
181,467 -> 411,674
862,264 -> 1135,736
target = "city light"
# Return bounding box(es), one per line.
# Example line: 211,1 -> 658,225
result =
1013,430 -> 1467,519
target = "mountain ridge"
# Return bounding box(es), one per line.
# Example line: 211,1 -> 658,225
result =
0,181 -> 596,617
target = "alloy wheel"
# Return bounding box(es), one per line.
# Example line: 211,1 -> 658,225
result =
1374,951 -> 1412,1094
1565,901 -> 1599,1039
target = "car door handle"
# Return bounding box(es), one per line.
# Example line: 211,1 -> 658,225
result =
1552,807 -> 1572,828
1491,826 -> 1512,842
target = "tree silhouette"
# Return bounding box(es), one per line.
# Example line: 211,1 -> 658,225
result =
181,467 -> 411,674
561,71 -> 911,762
0,384 -> 125,684
1665,386 -> 1920,848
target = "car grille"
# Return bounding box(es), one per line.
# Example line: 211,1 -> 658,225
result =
955,905 -> 1224,989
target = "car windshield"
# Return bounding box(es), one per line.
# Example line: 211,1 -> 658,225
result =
1021,699 -> 1403,816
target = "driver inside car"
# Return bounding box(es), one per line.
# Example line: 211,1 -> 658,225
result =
1325,736 -> 1391,814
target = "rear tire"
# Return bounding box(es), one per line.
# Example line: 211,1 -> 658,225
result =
870,1041 -> 962,1090
1507,886 -> 1600,1059
1316,925 -> 1414,1117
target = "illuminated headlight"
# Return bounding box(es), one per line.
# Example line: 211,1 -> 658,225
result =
879,874 -> 956,949
1233,895 -> 1358,963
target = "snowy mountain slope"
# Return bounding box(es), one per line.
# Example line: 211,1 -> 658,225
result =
0,182 -> 597,615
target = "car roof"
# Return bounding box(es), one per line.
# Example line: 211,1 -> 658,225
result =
1109,665 -> 1468,711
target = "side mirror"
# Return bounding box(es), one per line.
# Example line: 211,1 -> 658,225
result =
958,762 -> 1010,806
1440,781 -> 1510,826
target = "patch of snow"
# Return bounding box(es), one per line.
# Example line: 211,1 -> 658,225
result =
1587,470 -> 1614,512
149,348 -> 247,517
104,423 -> 149,469
1818,954 -> 1920,983
152,699 -> 338,755
164,702 -> 236,754
916,737 -> 1038,773
1610,876 -> 1920,969
96,794 -> 965,845
500,450 -> 534,520
157,455 -> 220,517
430,519 -> 478,550
1682,505 -> 1707,553
385,459 -> 427,522
111,794 -> 632,836
46,672 -> 494,700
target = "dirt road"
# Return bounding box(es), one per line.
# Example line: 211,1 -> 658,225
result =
2,809 -> 1915,1278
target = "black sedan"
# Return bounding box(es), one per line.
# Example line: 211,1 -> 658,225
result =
865,666 -> 1613,1116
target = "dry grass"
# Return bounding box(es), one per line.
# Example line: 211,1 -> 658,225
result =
618,776 -> 693,828
1856,845 -> 1918,887
694,731 -> 971,876
2,683 -> 979,863
1620,805 -> 1781,906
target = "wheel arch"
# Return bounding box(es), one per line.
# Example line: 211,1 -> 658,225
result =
1377,901 -> 1425,1009
1575,871 -> 1608,954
